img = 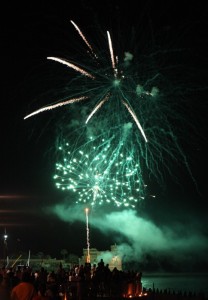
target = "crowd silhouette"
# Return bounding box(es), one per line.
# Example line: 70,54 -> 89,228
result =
0,259 -> 143,299
0,260 -> 207,300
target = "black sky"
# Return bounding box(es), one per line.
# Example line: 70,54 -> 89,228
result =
1,0 -> 208,268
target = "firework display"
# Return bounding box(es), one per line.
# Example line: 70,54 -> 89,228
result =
24,20 -> 196,208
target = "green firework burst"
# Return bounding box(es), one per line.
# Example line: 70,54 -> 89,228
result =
53,132 -> 146,208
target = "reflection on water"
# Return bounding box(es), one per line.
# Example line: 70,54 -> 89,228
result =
142,273 -> 208,296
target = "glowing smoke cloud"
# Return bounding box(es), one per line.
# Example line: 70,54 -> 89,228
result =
48,204 -> 208,266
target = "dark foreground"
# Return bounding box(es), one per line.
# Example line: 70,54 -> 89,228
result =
0,262 -> 207,300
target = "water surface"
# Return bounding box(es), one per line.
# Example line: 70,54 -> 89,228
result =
142,273 -> 208,296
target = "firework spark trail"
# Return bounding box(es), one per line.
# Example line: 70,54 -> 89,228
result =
85,94 -> 110,124
107,31 -> 116,76
47,57 -> 95,79
24,96 -> 87,120
85,208 -> 90,263
70,20 -> 97,60
122,100 -> 148,142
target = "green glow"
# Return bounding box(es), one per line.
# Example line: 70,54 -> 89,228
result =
113,79 -> 121,87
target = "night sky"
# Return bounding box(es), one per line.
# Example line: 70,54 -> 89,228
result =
1,0 -> 208,270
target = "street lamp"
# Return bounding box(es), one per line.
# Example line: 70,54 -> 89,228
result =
3,228 -> 8,263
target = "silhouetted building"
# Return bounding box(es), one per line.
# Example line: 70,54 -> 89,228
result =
80,244 -> 122,270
